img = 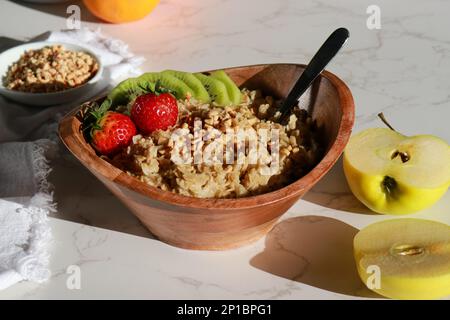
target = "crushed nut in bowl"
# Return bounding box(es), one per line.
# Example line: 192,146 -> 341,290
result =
3,44 -> 99,93
111,90 -> 322,199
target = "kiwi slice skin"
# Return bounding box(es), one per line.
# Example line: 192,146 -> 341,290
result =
101,72 -> 194,110
210,70 -> 242,105
101,70 -> 238,110
163,70 -> 210,103
137,72 -> 193,100
194,73 -> 232,106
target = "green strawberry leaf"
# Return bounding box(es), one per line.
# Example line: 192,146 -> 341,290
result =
154,80 -> 175,96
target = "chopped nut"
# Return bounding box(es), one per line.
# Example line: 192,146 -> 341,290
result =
111,89 -> 321,199
4,45 -> 99,93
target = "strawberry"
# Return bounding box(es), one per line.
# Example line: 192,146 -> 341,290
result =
131,93 -> 178,134
90,111 -> 137,156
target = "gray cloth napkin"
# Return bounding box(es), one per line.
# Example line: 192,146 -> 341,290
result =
0,28 -> 143,290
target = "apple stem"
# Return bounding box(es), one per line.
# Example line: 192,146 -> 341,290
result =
378,112 -> 396,132
378,113 -> 411,163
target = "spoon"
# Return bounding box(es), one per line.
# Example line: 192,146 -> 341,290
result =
279,27 -> 350,122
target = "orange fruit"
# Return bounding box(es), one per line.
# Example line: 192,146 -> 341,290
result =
83,0 -> 160,24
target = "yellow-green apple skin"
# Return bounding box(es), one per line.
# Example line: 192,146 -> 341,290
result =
354,219 -> 450,300
343,128 -> 450,215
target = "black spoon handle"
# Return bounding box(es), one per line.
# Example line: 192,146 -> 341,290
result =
279,28 -> 349,122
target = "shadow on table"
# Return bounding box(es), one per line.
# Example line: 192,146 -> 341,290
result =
302,156 -> 376,215
0,37 -> 24,53
49,151 -> 155,239
9,0 -> 101,23
250,215 -> 384,298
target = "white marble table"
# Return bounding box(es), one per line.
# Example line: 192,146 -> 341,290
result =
0,0 -> 449,299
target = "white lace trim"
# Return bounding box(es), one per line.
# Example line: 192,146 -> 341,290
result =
14,139 -> 55,282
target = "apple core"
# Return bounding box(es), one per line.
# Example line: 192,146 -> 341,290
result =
390,244 -> 425,257
391,150 -> 410,163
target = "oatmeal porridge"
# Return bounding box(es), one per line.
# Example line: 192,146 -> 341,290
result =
112,90 -> 321,198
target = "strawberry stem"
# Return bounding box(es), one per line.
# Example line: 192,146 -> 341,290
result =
80,102 -> 107,141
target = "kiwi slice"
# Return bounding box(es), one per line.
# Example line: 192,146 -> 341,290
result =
100,77 -> 148,110
101,73 -> 191,110
210,70 -> 241,105
162,70 -> 210,103
137,72 -> 193,100
194,73 -> 231,106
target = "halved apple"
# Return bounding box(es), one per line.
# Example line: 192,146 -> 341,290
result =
354,218 -> 450,300
344,127 -> 450,214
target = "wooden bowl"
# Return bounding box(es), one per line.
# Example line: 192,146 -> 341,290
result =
59,64 -> 355,250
